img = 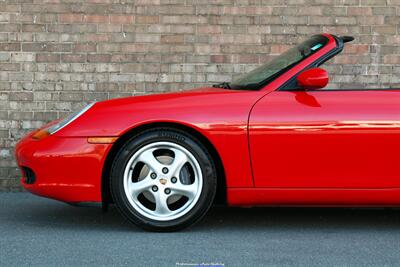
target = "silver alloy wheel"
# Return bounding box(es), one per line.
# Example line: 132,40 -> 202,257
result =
123,141 -> 203,221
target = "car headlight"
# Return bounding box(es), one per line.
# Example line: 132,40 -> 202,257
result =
32,102 -> 95,140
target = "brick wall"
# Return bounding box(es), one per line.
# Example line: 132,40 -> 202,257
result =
1,0 -> 400,190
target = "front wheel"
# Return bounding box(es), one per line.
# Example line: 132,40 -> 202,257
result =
110,128 -> 217,232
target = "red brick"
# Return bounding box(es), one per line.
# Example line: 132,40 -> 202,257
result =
270,45 -> 291,54
136,16 -> 159,24
383,55 -> 400,64
348,7 -> 373,16
160,35 -> 184,44
83,34 -> 110,42
238,55 -> 259,64
334,56 -> 359,64
198,25 -> 222,34
73,43 -> 97,52
98,43 -> 121,52
110,54 -> 138,63
59,14 -> 83,23
110,15 -> 134,24
87,54 -> 111,63
121,43 -> 147,53
210,55 -> 227,63
343,44 -> 370,54
84,15 -> 109,23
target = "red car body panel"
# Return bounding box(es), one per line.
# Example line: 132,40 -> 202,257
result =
15,33 -> 400,206
15,131 -> 111,202
249,90 -> 400,189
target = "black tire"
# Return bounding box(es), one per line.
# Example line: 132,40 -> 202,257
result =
110,127 -> 217,232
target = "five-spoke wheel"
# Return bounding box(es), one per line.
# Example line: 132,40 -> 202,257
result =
123,142 -> 203,221
111,128 -> 217,231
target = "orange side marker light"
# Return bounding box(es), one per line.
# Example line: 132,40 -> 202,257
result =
32,129 -> 50,140
87,137 -> 118,144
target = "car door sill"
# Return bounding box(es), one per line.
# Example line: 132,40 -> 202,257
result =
227,188 -> 400,207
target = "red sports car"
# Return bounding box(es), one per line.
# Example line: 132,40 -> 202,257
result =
16,33 -> 400,231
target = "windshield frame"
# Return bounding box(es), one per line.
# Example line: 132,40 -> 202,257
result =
228,34 -> 336,91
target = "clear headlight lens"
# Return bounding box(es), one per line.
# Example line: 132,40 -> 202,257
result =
33,102 -> 95,140
47,102 -> 96,134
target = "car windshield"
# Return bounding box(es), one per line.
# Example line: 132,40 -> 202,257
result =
228,35 -> 329,90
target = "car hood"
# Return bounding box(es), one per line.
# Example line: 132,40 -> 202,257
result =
95,86 -> 238,107
56,86 -> 262,137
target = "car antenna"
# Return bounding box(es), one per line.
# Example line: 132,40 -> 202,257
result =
341,36 -> 354,43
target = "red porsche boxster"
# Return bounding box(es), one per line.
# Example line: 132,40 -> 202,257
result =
16,33 -> 400,231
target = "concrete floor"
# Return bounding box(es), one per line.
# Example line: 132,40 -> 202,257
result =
1,192 -> 400,266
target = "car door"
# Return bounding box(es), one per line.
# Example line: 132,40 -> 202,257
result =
249,90 -> 400,188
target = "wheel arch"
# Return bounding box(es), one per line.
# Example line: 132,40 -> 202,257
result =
101,122 -> 227,206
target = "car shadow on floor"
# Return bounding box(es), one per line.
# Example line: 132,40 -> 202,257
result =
198,206 -> 400,232
5,195 -> 400,233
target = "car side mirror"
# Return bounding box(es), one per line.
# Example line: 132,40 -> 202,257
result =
296,68 -> 329,90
